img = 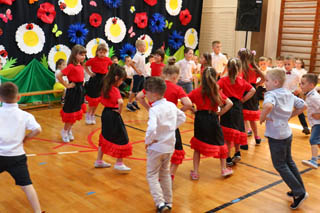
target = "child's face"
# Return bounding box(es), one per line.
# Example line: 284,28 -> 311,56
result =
125,57 -> 131,65
300,77 -> 314,94
97,50 -> 107,58
200,55 -> 206,65
295,60 -> 303,69
112,58 -> 119,64
59,61 -> 67,70
212,43 -> 222,54
138,43 -> 146,53
154,54 -> 162,63
193,56 -> 199,64
284,60 -> 294,71
276,60 -> 284,68
265,74 -> 279,91
76,53 -> 86,64
259,61 -> 268,71
149,56 -> 155,63
185,50 -> 194,61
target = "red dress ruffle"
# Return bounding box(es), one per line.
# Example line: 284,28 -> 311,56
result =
190,137 -> 228,159
85,95 -> 101,107
170,149 -> 185,165
243,109 -> 260,121
99,134 -> 132,158
60,103 -> 86,124
221,126 -> 247,145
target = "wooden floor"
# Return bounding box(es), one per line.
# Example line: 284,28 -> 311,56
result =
0,100 -> 319,213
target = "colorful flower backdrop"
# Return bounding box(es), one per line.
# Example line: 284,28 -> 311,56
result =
0,0 -> 203,69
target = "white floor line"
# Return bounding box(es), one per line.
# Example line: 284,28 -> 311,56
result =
58,151 -> 79,155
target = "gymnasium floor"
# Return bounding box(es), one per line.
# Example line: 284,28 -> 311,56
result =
0,100 -> 319,213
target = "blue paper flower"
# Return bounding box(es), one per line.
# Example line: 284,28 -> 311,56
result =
149,13 -> 166,33
68,23 -> 88,46
104,0 -> 122,8
120,43 -> 136,60
168,30 -> 184,50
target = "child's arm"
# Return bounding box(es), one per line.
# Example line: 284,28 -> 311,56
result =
23,127 -> 41,143
291,104 -> 307,119
260,102 -> 273,124
218,98 -> 233,116
290,96 -> 306,119
241,87 -> 256,103
256,69 -> 266,86
56,72 -> 75,88
84,65 -> 95,77
312,113 -> 320,120
176,108 -> 186,129
114,98 -> 123,114
136,91 -> 150,111
130,61 -> 142,75
180,97 -> 193,112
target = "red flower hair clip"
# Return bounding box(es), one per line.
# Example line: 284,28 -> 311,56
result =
144,0 -> 157,6
134,12 -> 148,29
26,23 -> 34,30
89,13 -> 102,28
179,9 -> 192,26
37,2 -> 56,24
0,50 -> 8,58
0,0 -> 15,5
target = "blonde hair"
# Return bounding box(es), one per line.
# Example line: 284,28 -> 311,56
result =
162,64 -> 179,76
266,69 -> 286,87
135,40 -> 145,48
167,56 -> 176,65
95,43 -> 108,56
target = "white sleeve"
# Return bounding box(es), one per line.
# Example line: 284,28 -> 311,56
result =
145,108 -> 157,145
26,113 -> 41,131
293,96 -> 305,109
176,108 -> 186,129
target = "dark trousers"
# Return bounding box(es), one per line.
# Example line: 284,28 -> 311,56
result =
268,135 -> 305,197
298,113 -> 309,129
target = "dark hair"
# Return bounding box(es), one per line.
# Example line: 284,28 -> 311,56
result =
124,55 -> 131,61
201,67 -> 222,108
167,56 -> 176,65
144,77 -> 167,96
295,58 -> 305,69
111,55 -> 118,61
0,82 -> 18,103
184,47 -> 193,54
227,58 -> 241,84
238,48 -> 263,81
162,64 -> 179,76
302,73 -> 318,86
202,52 -> 212,68
155,48 -> 165,61
56,58 -> 66,70
212,41 -> 221,47
102,64 -> 127,99
68,45 -> 87,66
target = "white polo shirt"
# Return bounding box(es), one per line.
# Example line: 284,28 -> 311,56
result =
132,52 -> 146,76
176,58 -> 195,82
211,52 -> 227,74
0,103 -> 41,156
305,89 -> 320,127
283,69 -> 300,93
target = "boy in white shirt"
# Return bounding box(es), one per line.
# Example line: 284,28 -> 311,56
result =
176,47 -> 196,94
211,41 -> 228,79
0,82 -> 42,213
144,77 -> 186,213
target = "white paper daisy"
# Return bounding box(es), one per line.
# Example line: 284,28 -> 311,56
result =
59,0 -> 83,16
105,17 -> 126,43
48,44 -> 71,72
15,23 -> 45,55
86,38 -> 108,58
0,45 -> 8,67
184,28 -> 198,49
166,0 -> 182,16
138,34 -> 153,57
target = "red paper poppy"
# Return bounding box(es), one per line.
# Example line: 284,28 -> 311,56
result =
144,0 -> 157,6
134,12 -> 148,29
0,50 -> 8,58
89,13 -> 102,28
37,2 -> 56,24
0,0 -> 15,5
179,9 -> 192,26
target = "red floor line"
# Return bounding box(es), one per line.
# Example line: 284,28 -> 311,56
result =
52,143 -> 66,150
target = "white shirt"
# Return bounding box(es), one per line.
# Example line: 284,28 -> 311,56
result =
176,59 -> 195,82
211,52 -> 227,74
124,65 -> 134,79
145,98 -> 186,153
293,68 -> 307,79
305,89 -> 320,127
263,88 -> 305,140
0,103 -> 41,156
145,62 -> 151,77
283,69 -> 300,93
132,52 -> 146,76
55,69 -> 69,83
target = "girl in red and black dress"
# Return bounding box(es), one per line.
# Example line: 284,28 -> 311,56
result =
218,58 -> 256,166
96,64 -> 132,172
57,45 -> 87,143
84,43 -> 113,125
238,48 -> 265,149
188,67 -> 233,179
136,64 -> 192,180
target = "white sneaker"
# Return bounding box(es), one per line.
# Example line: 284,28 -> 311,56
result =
85,113 -> 92,124
68,130 -> 74,141
94,160 -> 111,168
114,164 -> 131,173
91,115 -> 96,124
61,130 -> 70,143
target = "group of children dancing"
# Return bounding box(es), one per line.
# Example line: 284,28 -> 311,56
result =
1,38 -> 320,212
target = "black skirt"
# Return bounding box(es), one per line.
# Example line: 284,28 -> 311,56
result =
63,82 -> 85,113
85,73 -> 105,98
171,128 -> 185,165
243,83 -> 259,111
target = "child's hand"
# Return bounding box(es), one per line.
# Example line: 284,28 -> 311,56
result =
112,109 -> 120,114
67,82 -> 75,88
89,72 -> 96,77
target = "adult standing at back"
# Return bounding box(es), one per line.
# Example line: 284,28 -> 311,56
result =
211,41 -> 228,79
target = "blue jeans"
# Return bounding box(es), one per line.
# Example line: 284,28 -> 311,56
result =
310,124 -> 320,145
268,135 -> 305,196
177,80 -> 193,94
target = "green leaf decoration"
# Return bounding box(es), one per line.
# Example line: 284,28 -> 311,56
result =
173,46 -> 185,62
2,57 -> 17,70
118,59 -> 125,66
163,54 -> 169,64
195,49 -> 199,57
108,46 -> 115,58
165,48 -> 170,56
40,54 -> 48,69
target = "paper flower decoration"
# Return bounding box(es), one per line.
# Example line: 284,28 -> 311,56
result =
134,12 -> 148,29
0,0 -> 15,5
149,13 -> 166,33
68,23 -> 88,45
138,34 -> 153,57
179,9 -> 192,26
58,0 -> 82,16
89,13 -> 102,28
166,0 -> 182,16
130,6 -> 135,13
86,38 -> 108,58
48,44 -> 71,71
168,30 -> 183,50
120,43 -> 136,60
15,23 -> 45,55
144,0 -> 157,6
37,2 -> 56,24
0,45 -> 8,66
184,28 -> 198,49
105,17 -> 126,43
104,0 -> 121,8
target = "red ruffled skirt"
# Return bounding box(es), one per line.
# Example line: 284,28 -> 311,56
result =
85,95 -> 101,107
190,137 -> 228,159
243,109 -> 260,121
60,104 -> 86,124
99,134 -> 132,158
170,128 -> 185,164
221,126 -> 247,145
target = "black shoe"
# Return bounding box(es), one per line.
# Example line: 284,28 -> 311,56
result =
255,138 -> 261,145
232,152 -> 241,164
157,204 -> 170,213
226,157 -> 234,166
290,192 -> 308,209
126,104 -> 136,112
240,145 -> 248,150
302,127 -> 310,135
120,91 -> 126,98
287,191 -> 293,197
132,101 -> 140,110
